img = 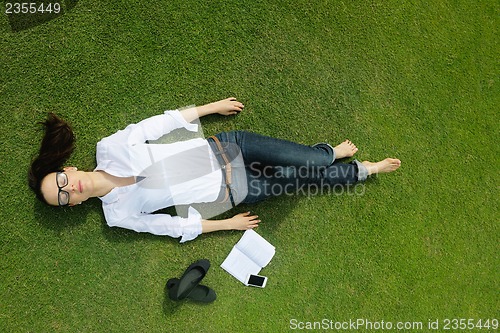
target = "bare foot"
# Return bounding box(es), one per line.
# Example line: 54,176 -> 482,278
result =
334,140 -> 358,159
362,158 -> 401,176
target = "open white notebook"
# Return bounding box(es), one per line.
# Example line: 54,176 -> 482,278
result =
220,230 -> 276,284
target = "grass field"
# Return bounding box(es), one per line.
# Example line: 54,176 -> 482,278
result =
1,0 -> 499,332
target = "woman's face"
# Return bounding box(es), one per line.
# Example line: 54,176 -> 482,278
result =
41,167 -> 93,206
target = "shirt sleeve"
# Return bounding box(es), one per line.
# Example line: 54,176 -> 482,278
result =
106,206 -> 203,243
100,110 -> 199,146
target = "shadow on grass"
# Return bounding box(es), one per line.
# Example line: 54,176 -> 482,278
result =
32,196 -> 99,234
6,0 -> 79,32
161,284 -> 215,315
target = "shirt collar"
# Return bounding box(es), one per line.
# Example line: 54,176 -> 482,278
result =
99,188 -> 119,204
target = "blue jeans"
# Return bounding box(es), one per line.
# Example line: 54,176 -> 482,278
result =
213,131 -> 367,204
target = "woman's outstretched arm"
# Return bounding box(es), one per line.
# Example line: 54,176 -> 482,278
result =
201,212 -> 261,234
180,97 -> 245,123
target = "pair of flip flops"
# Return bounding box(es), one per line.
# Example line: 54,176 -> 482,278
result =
166,259 -> 216,303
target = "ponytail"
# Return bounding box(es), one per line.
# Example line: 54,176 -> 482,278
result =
28,113 -> 75,203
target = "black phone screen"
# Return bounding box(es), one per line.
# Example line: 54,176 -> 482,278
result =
248,275 -> 265,286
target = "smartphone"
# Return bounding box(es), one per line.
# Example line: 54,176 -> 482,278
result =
246,274 -> 267,288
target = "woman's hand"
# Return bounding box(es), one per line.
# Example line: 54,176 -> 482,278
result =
228,211 -> 261,230
200,97 -> 245,116
215,97 -> 245,116
201,211 -> 261,234
181,97 -> 244,123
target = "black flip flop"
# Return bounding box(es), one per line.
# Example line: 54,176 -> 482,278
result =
167,278 -> 216,303
166,259 -> 216,302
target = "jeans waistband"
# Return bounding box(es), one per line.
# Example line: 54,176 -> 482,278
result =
207,136 -> 235,205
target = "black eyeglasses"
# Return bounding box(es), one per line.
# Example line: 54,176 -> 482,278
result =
56,172 -> 70,206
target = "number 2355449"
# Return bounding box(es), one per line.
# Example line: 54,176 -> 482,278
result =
5,3 -> 61,14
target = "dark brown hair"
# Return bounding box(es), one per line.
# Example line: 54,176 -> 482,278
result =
28,113 -> 75,203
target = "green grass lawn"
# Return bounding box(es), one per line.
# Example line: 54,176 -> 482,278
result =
1,0 -> 499,332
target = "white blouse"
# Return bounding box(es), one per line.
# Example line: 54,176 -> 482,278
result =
95,110 -> 222,243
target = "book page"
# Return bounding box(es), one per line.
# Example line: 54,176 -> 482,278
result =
235,230 -> 276,267
220,247 -> 262,283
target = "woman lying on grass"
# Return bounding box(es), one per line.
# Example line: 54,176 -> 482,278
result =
29,98 -> 401,242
